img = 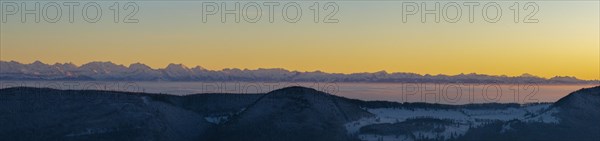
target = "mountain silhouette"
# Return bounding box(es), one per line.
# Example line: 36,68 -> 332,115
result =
1,60 -> 596,83
217,86 -> 371,141
0,86 -> 599,141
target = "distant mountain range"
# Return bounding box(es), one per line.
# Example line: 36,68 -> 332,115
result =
0,60 -> 596,84
1,86 -> 599,141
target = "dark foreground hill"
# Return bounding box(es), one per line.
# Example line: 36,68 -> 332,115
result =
0,86 -> 599,141
217,87 -> 371,141
452,86 -> 600,141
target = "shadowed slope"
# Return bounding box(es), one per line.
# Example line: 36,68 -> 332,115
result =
217,86 -> 372,141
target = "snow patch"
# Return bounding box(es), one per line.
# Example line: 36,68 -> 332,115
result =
347,104 -> 560,141
204,116 -> 229,124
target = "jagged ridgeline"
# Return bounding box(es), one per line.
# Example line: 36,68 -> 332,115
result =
0,60 -> 595,83
0,86 -> 599,141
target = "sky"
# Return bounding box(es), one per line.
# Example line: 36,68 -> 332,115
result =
1,1 -> 599,80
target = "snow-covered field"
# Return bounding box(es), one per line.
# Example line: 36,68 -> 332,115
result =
346,104 -> 559,141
